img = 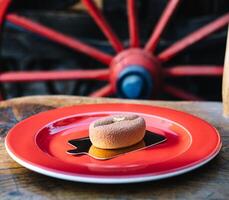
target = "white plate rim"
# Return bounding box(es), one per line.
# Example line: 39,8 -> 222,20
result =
5,140 -> 221,184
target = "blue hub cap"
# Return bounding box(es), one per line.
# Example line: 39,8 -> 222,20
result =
117,65 -> 153,99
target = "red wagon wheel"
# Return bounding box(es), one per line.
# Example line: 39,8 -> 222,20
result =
0,0 -> 228,100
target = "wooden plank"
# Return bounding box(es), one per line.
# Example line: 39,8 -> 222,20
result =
223,25 -> 229,117
0,96 -> 228,200
71,0 -> 103,11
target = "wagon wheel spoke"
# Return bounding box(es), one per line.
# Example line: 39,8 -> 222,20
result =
164,65 -> 223,77
0,0 -> 11,25
163,85 -> 203,101
90,84 -> 113,97
0,69 -> 110,82
127,0 -> 139,47
158,13 -> 229,62
82,0 -> 123,52
6,14 -> 113,65
145,0 -> 181,52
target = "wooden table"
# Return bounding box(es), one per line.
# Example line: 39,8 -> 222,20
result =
0,95 -> 228,200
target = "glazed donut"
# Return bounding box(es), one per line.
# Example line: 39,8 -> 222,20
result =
89,114 -> 146,149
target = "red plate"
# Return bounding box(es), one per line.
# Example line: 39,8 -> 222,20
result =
5,103 -> 221,184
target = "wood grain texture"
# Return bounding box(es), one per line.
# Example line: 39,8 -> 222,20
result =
0,95 -> 229,200
223,26 -> 229,117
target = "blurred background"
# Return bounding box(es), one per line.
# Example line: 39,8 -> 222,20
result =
0,0 -> 229,100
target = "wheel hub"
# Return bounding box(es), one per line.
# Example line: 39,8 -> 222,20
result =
110,48 -> 162,99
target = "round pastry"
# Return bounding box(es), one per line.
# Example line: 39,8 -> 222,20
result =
89,140 -> 146,160
89,114 -> 146,149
